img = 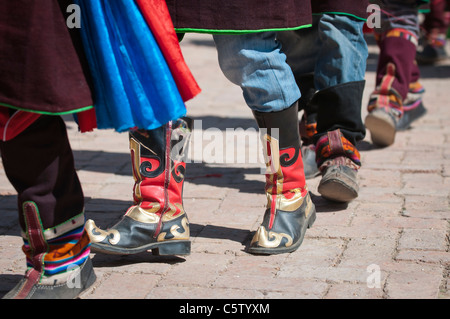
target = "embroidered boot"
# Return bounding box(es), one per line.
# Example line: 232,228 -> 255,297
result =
365,30 -> 419,147
397,81 -> 427,131
315,129 -> 361,203
86,118 -> 192,256
365,76 -> 403,147
417,33 -> 448,65
0,116 -> 96,299
3,203 -> 96,299
305,81 -> 365,202
248,103 -> 316,255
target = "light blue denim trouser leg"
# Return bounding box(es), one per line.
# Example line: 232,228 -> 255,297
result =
277,14 -> 368,146
213,32 -> 301,113
277,14 -> 368,90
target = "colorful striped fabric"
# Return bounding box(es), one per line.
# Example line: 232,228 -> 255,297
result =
408,81 -> 425,95
385,28 -> 419,46
22,220 -> 91,277
367,90 -> 403,113
315,130 -> 361,168
368,62 -> 404,114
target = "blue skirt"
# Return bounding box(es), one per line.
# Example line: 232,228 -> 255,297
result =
74,0 -> 186,132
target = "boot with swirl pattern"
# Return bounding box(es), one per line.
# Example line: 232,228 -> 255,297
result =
249,103 -> 316,255
86,118 -> 192,256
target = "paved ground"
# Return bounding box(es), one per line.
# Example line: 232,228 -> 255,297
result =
0,33 -> 449,300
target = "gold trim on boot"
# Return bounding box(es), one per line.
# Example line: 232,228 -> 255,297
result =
86,118 -> 192,256
249,103 -> 316,255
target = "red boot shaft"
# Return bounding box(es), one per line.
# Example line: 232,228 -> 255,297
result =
86,118 -> 192,256
249,103 -> 315,254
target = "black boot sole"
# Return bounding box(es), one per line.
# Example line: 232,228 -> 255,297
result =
91,240 -> 191,256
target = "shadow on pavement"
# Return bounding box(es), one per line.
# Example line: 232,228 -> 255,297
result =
0,274 -> 23,299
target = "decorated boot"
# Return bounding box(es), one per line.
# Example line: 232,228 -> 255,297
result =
366,75 -> 428,144
315,129 -> 361,203
365,67 -> 403,147
248,103 -> 316,255
365,30 -> 419,147
417,34 -> 448,65
3,202 -> 96,299
86,118 -> 192,256
310,81 -> 366,203
0,116 -> 96,299
397,81 -> 427,131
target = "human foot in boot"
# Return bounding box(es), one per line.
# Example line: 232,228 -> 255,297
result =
248,104 -> 316,255
86,118 -> 192,256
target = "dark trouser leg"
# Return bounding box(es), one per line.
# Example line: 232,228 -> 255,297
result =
366,31 -> 426,146
1,115 -> 95,299
1,116 -> 84,229
312,81 -> 365,203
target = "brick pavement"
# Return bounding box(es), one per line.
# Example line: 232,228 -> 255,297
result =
0,33 -> 449,300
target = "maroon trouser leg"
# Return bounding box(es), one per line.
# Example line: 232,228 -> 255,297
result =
0,115 -> 84,231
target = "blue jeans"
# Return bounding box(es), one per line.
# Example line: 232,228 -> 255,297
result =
277,14 -> 368,146
277,14 -> 368,90
213,32 -> 300,113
